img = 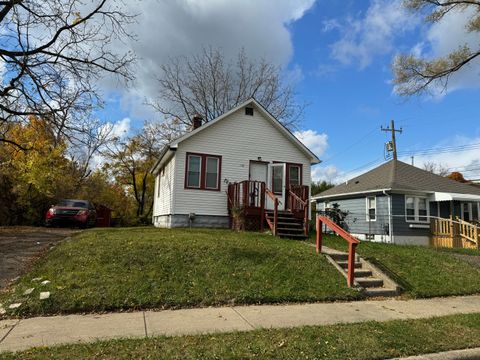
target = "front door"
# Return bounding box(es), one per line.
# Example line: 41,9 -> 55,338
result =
267,163 -> 286,210
249,161 -> 268,183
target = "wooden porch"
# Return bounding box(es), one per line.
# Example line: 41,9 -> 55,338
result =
227,180 -> 309,238
430,217 -> 480,249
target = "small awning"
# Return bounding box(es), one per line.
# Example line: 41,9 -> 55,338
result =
430,192 -> 480,202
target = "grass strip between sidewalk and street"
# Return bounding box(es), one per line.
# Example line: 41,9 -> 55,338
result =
2,313 -> 480,359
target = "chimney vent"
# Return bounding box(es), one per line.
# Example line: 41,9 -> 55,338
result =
191,114 -> 203,131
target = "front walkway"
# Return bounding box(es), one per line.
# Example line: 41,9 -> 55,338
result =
1,295 -> 480,353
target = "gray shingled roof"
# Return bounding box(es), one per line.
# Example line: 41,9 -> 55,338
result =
316,160 -> 480,198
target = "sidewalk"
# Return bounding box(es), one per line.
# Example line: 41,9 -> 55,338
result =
1,295 -> 480,353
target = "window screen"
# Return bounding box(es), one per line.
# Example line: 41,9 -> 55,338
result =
187,155 -> 201,188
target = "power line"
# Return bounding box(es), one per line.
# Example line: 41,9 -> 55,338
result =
399,142 -> 480,156
321,126 -> 378,165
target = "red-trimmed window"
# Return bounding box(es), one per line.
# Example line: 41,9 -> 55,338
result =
185,153 -> 221,191
289,165 -> 301,186
186,154 -> 202,188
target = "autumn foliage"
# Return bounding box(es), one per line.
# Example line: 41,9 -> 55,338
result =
0,117 -> 136,225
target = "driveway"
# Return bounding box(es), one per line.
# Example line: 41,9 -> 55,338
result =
0,227 -> 78,290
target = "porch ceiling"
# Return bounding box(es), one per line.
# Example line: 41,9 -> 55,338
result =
430,192 -> 480,202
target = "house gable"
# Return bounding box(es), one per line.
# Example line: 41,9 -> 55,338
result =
170,98 -> 320,164
172,102 -> 314,216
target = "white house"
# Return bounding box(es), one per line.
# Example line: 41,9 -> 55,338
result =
151,98 -> 320,234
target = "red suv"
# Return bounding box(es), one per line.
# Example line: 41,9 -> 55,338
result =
45,199 -> 97,228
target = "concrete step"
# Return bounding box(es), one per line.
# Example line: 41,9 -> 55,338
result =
363,287 -> 399,297
354,269 -> 372,277
328,253 -> 349,261
356,277 -> 384,288
337,261 -> 362,269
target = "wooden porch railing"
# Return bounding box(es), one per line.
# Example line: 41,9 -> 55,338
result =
288,185 -> 309,236
316,215 -> 360,287
227,180 -> 265,231
459,218 -> 479,247
431,217 -> 479,249
265,188 -> 278,235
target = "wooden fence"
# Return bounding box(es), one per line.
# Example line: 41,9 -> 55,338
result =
430,217 -> 479,249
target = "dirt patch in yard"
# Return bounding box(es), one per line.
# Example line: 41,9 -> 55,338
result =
452,254 -> 480,268
0,227 -> 79,290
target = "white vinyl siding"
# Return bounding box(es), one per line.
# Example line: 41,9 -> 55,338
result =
153,156 -> 175,216
172,106 -> 312,216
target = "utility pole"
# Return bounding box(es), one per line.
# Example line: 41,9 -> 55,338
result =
381,119 -> 402,160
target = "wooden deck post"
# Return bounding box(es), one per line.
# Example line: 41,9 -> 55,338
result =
260,182 -> 265,232
316,215 -> 322,254
273,198 -> 278,236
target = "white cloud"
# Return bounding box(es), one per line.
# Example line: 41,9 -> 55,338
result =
102,0 -> 316,120
110,117 -> 131,140
312,164 -> 340,182
294,129 -> 328,158
327,0 -> 418,69
90,118 -> 132,170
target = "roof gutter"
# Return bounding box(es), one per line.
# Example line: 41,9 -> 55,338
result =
311,188 -> 392,202
150,145 -> 175,175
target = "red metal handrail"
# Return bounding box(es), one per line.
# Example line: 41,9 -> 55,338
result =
265,188 -> 278,235
316,215 -> 360,287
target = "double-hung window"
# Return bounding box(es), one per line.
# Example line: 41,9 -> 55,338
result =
186,155 -> 202,188
461,203 -> 473,221
205,157 -> 220,190
405,196 -> 429,223
366,196 -> 376,221
185,153 -> 221,191
289,165 -> 301,187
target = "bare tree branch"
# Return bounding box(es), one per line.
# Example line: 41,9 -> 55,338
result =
149,47 -> 304,130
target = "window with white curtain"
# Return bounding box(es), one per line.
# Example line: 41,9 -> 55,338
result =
405,196 -> 429,223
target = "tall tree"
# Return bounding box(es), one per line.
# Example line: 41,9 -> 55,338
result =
103,122 -> 170,222
393,0 -> 480,96
0,0 -> 135,149
422,161 -> 450,176
151,47 -> 303,130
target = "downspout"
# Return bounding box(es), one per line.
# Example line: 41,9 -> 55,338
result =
383,190 -> 394,244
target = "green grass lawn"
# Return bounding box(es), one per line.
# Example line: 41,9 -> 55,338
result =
317,234 -> 480,298
0,228 -> 361,317
3,313 -> 480,359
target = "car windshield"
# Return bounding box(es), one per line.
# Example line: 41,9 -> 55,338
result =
57,200 -> 88,208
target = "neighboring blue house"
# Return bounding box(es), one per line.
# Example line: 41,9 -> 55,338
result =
312,160 -> 480,246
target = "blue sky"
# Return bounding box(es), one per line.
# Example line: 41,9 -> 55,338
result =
97,0 -> 480,182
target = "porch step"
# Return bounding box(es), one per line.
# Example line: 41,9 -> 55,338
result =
363,288 -> 399,297
337,261 -> 362,269
278,233 -> 307,240
319,245 -> 401,298
355,277 -> 384,288
354,269 -> 372,277
265,209 -> 306,240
